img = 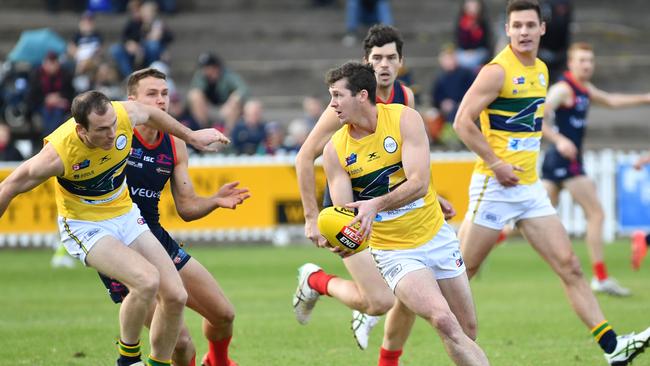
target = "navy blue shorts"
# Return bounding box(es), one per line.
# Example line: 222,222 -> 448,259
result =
98,226 -> 191,304
541,149 -> 585,186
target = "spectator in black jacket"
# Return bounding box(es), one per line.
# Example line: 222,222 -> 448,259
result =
27,52 -> 74,139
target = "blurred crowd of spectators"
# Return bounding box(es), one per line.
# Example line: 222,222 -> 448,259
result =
0,0 -> 572,161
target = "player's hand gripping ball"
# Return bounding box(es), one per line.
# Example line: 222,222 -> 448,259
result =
317,206 -> 368,254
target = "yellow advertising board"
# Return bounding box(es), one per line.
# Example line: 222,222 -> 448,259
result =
0,158 -> 475,234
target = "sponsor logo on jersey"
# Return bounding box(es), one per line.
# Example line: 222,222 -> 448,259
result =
345,152 -> 357,166
127,160 -> 143,168
130,148 -> 143,159
73,170 -> 94,179
156,167 -> 172,175
538,72 -> 546,87
349,167 -> 363,175
367,152 -> 379,162
505,98 -> 545,131
575,95 -> 590,111
507,137 -> 541,151
569,116 -> 586,129
115,134 -> 128,150
383,136 -> 398,153
72,159 -> 90,171
156,154 -> 173,166
130,187 -> 162,199
99,155 -> 111,164
513,76 -> 525,85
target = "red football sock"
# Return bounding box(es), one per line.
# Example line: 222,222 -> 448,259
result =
495,230 -> 507,244
188,354 -> 196,366
307,270 -> 336,296
593,262 -> 608,281
207,336 -> 232,366
378,347 -> 402,366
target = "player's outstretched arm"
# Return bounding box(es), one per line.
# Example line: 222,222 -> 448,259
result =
170,137 -> 249,221
122,101 -> 230,152
588,84 -> 650,108
0,144 -> 63,217
296,107 -> 341,245
453,64 -> 521,187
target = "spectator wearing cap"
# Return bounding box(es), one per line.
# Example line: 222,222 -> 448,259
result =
187,52 -> 249,132
27,51 -> 74,140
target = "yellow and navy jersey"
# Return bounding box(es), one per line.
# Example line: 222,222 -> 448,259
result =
330,103 -> 444,250
44,101 -> 134,221
475,45 -> 548,184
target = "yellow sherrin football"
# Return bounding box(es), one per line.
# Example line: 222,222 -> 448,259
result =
317,206 -> 368,253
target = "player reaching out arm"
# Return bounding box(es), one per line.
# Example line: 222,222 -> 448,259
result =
0,90 -> 228,366
97,68 -> 249,366
541,42 -> 650,296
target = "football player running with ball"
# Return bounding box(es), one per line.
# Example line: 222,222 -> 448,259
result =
320,61 -> 488,366
293,24 -> 457,366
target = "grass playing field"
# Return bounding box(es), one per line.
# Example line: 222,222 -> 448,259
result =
0,238 -> 648,366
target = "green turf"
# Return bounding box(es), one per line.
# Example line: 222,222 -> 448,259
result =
0,239 -> 648,365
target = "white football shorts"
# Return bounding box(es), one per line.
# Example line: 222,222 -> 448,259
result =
370,223 -> 466,292
58,203 -> 150,265
464,173 -> 556,230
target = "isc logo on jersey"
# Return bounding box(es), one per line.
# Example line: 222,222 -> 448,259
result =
317,206 -> 368,254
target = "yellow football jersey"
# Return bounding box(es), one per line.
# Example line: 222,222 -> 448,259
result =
330,103 -> 444,250
475,45 -> 548,184
44,102 -> 134,221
